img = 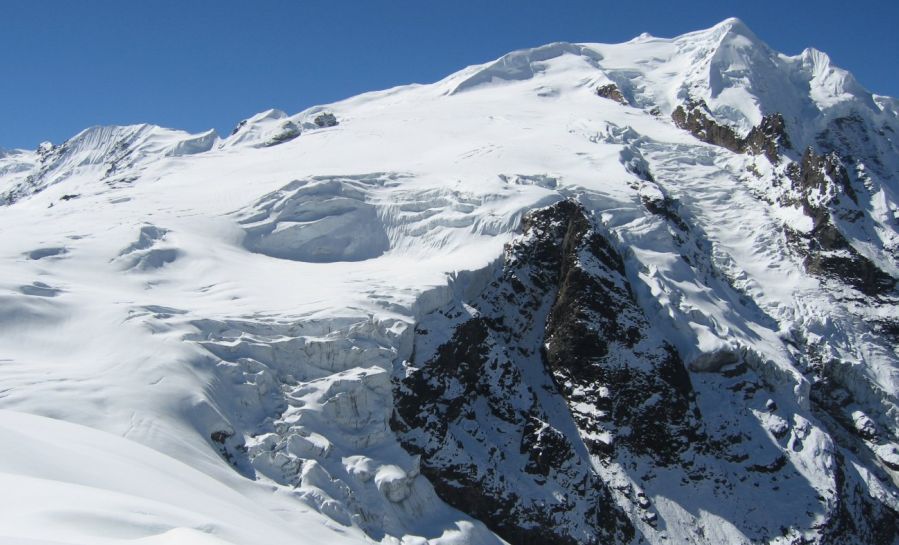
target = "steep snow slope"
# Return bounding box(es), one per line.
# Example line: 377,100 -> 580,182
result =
1,18 -> 897,545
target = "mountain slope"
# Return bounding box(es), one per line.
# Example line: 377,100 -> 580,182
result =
1,18 -> 897,545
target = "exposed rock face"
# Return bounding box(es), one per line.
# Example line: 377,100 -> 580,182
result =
784,147 -> 895,296
672,98 -> 791,163
816,112 -> 896,178
672,98 -> 895,300
806,376 -> 899,545
537,203 -> 701,465
786,147 -> 857,211
743,112 -> 792,163
394,199 -> 899,545
394,201 -> 637,545
314,112 -> 339,128
596,83 -> 628,105
393,201 -> 713,543
672,98 -> 744,154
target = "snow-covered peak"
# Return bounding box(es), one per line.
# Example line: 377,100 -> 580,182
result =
429,18 -> 893,151
669,19 -> 891,144
797,47 -> 876,111
672,16 -> 766,56
709,16 -> 760,41
677,19 -> 792,131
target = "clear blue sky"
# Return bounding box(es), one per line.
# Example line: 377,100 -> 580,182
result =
2,1 -> 896,150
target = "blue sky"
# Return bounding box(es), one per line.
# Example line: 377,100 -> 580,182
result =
1,1 -> 896,149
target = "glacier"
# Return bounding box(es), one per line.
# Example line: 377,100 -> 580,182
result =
1,17 -> 898,545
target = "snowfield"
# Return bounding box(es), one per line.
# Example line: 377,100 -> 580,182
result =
1,18 -> 898,545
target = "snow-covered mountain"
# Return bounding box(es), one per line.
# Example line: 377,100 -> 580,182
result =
2,17 -> 898,545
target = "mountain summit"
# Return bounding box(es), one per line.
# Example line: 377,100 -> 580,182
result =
1,19 -> 897,545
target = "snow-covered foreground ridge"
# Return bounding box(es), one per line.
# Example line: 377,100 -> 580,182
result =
2,17 -> 898,545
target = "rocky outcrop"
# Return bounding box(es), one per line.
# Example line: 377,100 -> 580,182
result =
785,147 -> 857,210
537,202 -> 701,465
672,98 -> 791,163
743,112 -> 792,163
394,200 -> 640,545
806,377 -> 899,544
596,83 -> 628,105
672,98 -> 743,153
673,98 -> 895,298
784,148 -> 895,296
393,198 -> 899,544
264,121 -> 301,146
314,112 -> 339,128
393,200 -> 714,543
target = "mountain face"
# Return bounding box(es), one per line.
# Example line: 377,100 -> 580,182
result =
1,17 -> 898,545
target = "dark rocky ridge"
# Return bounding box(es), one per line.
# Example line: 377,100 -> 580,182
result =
783,147 -> 896,297
394,199 -> 899,544
394,200 -> 637,545
672,98 -> 791,163
672,99 -> 896,298
806,372 -> 899,545
537,202 -> 702,465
